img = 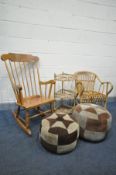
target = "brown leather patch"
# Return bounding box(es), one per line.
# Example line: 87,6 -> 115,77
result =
86,118 -> 107,132
63,120 -> 74,128
85,107 -> 97,114
49,127 -> 67,136
98,113 -> 110,120
58,130 -> 77,145
48,127 -> 77,145
41,138 -> 57,153
47,118 -> 57,127
47,116 -> 73,128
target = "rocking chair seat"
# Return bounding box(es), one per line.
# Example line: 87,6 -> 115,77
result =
20,95 -> 55,109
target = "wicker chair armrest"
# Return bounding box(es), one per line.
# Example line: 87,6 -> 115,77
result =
75,81 -> 84,98
101,81 -> 113,95
98,81 -> 113,96
95,75 -> 113,95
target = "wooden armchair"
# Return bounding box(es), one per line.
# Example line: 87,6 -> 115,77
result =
1,53 -> 55,135
74,71 -> 113,108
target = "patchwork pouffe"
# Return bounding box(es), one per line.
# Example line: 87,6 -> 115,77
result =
72,103 -> 112,142
40,113 -> 79,154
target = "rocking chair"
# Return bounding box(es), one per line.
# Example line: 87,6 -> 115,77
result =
1,53 -> 55,135
74,71 -> 113,108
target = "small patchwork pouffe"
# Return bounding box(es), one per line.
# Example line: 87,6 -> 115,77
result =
40,113 -> 79,154
72,103 -> 112,142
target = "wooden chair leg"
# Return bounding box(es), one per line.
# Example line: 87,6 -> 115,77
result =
73,97 -> 76,106
13,106 -> 32,136
50,102 -> 55,113
25,110 -> 30,129
50,103 -> 53,113
53,100 -> 57,111
16,106 -> 20,118
104,100 -> 107,109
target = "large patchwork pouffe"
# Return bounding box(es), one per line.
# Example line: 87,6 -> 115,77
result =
40,113 -> 79,154
72,103 -> 112,142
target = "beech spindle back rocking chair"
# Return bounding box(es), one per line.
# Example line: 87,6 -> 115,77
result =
1,53 -> 55,135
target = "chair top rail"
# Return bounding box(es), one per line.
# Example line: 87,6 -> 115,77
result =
1,53 -> 39,62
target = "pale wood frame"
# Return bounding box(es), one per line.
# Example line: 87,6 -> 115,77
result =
1,53 -> 55,135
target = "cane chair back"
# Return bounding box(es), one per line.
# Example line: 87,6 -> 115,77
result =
75,71 -> 96,91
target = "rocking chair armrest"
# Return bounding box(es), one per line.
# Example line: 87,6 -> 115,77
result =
15,85 -> 22,91
40,80 -> 56,99
14,85 -> 23,104
40,80 -> 56,85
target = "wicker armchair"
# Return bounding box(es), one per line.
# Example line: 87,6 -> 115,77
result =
74,71 -> 113,108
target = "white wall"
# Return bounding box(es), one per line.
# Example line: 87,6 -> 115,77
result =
0,0 -> 116,103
